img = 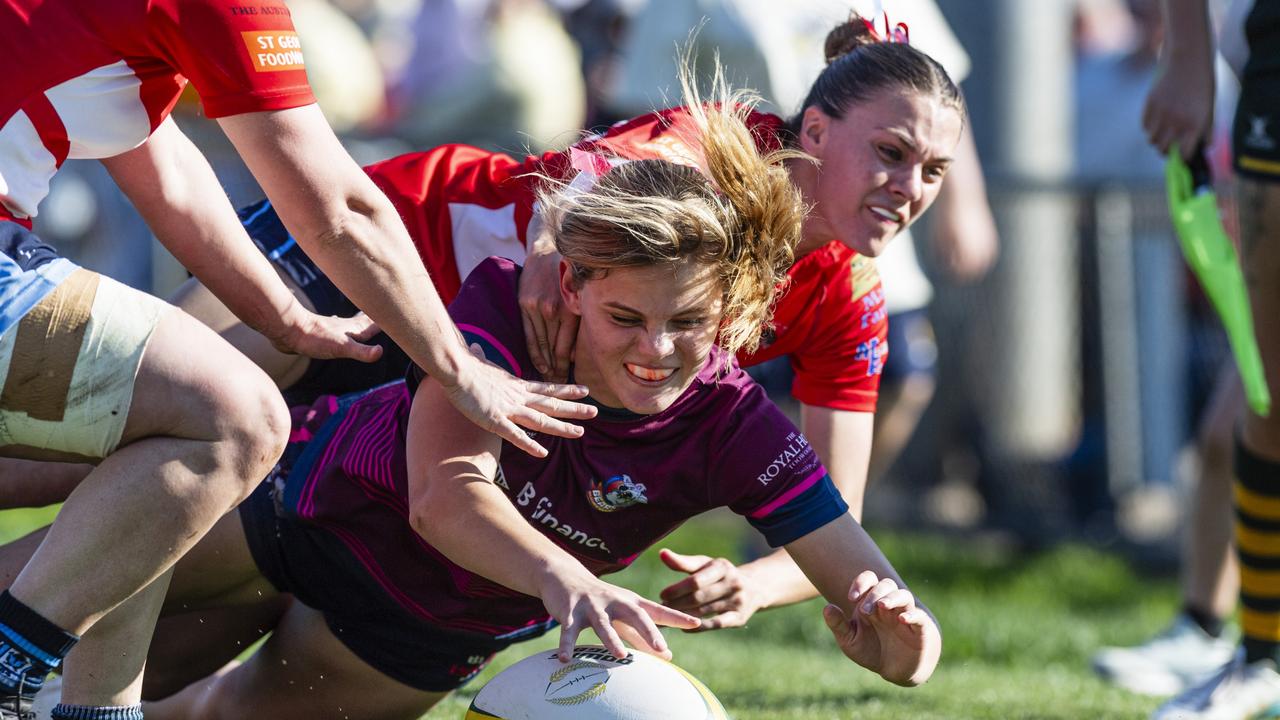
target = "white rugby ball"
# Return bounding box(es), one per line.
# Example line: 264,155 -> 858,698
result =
465,645 -> 729,720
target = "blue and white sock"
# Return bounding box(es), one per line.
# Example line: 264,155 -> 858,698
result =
0,591 -> 78,701
50,704 -> 143,720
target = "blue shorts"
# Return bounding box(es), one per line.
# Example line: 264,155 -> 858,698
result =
240,474 -> 508,692
238,200 -> 413,404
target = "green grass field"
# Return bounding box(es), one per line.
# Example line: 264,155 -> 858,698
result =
0,508 -> 1178,719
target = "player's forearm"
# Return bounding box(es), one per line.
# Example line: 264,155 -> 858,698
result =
218,105 -> 472,386
410,472 -> 588,598
1160,0 -> 1214,62
737,549 -> 819,610
102,120 -> 305,341
299,201 -> 470,385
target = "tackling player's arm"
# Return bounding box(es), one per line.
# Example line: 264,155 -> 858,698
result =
404,376 -> 698,662
102,116 -> 381,363
787,515 -> 941,686
219,105 -> 595,457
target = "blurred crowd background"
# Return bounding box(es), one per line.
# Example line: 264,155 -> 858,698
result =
34,0 -> 1244,563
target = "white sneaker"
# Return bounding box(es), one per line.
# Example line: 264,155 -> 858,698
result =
27,674 -> 58,720
1152,650 -> 1280,719
1093,615 -> 1237,696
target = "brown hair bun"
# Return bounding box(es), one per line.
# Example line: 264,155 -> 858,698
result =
824,14 -> 878,65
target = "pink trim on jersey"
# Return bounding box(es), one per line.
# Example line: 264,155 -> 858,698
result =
342,398 -> 403,493
287,426 -> 314,444
298,407 -> 364,518
457,323 -> 523,378
748,467 -> 826,520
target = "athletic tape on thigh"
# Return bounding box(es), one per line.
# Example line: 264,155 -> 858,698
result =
0,269 -> 99,421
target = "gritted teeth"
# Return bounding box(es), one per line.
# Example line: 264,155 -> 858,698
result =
625,363 -> 675,381
870,206 -> 902,222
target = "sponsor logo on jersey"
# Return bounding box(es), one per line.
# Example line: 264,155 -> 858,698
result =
241,31 -> 305,72
515,482 -> 611,553
757,432 -> 812,485
587,474 -> 648,512
1247,115 -> 1276,151
854,337 -> 887,377
850,255 -> 881,301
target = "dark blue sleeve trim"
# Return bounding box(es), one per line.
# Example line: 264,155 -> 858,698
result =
747,474 -> 848,548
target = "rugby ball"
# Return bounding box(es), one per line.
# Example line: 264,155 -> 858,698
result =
465,645 -> 729,719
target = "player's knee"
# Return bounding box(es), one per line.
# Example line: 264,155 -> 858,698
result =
215,372 -> 290,497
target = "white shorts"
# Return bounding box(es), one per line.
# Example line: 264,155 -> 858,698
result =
0,268 -> 167,461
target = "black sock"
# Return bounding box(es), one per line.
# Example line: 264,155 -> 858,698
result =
0,591 -> 78,700
1183,604 -> 1226,639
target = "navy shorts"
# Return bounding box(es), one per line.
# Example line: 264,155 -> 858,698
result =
1234,0 -> 1280,181
881,309 -> 936,383
239,476 -> 508,692
238,199 -> 413,404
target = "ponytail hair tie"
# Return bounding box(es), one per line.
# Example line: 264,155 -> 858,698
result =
860,11 -> 910,44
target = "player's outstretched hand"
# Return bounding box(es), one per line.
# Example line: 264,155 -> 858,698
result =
270,308 -> 384,363
539,568 -> 701,663
657,549 -> 764,631
822,570 -> 941,686
440,354 -> 597,458
518,222 -> 577,382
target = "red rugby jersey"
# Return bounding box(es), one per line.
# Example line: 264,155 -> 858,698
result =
364,107 -> 887,412
0,0 -> 316,224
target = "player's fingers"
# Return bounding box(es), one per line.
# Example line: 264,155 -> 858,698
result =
521,310 -> 548,376
613,604 -> 669,658
823,603 -> 857,644
342,337 -> 384,364
551,314 -> 579,381
849,570 -> 879,602
522,393 -> 597,421
871,589 -> 916,620
688,611 -> 746,632
694,598 -> 744,619
520,379 -> 593,403
859,579 -> 900,616
557,616 -> 584,663
493,419 -> 548,459
897,609 -> 929,630
591,611 -> 632,660
343,312 -> 381,342
510,407 -> 585,440
640,598 -> 701,630
658,549 -> 714,575
1176,129 -> 1204,161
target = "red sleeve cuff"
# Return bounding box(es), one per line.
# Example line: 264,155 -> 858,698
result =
200,91 -> 316,119
789,378 -> 880,413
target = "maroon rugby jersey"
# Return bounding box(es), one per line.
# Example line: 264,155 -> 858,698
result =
278,258 -> 848,641
362,105 -> 888,412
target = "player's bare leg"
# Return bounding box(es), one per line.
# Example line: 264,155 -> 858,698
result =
127,510 -> 448,720
0,459 -> 91,509
5,306 -> 290,709
146,602 -> 448,720
141,598 -> 292,700
1184,365 -> 1241,625
1232,179 -> 1280,660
